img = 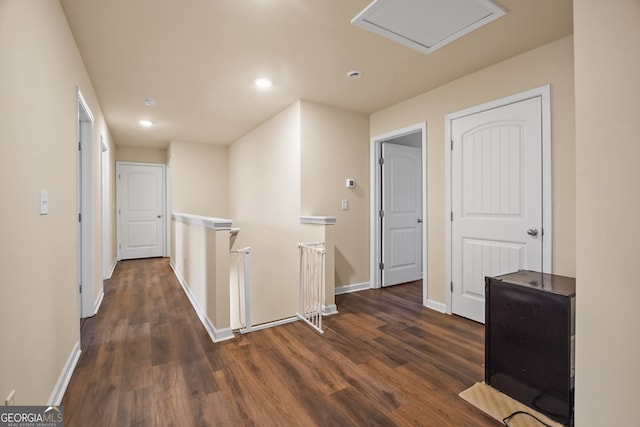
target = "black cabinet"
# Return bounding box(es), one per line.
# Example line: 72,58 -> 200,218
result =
485,271 -> 575,425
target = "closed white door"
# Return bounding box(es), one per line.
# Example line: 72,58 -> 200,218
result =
117,163 -> 165,260
451,97 -> 543,323
382,143 -> 423,286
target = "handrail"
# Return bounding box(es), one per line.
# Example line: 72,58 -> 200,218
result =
231,247 -> 252,333
172,212 -> 232,230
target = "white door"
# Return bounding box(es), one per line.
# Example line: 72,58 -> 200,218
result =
117,163 -> 165,260
451,97 -> 543,323
382,143 -> 423,286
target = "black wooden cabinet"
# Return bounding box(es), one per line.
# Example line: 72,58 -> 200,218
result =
485,271 -> 575,425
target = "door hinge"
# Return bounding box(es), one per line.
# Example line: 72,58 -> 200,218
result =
379,210 -> 384,218
118,243 -> 121,249
450,281 -> 453,292
450,211 -> 453,221
450,140 -> 453,150
79,284 -> 82,293
379,156 -> 384,165
78,141 -> 81,151
379,262 -> 384,270
78,213 -> 82,222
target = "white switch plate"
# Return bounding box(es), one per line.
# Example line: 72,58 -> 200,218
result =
341,199 -> 348,210
40,190 -> 48,215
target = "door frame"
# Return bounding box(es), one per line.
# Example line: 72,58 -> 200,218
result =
77,89 -> 96,319
100,135 -> 113,279
116,161 -> 168,260
444,85 -> 553,314
370,122 -> 428,305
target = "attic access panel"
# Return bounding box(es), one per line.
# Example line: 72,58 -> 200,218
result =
351,0 -> 506,54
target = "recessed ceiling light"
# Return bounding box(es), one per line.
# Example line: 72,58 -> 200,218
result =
347,70 -> 362,79
254,78 -> 272,89
139,120 -> 153,127
143,97 -> 156,107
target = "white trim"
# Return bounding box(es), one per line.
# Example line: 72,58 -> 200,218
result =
169,261 -> 235,343
370,122 -> 428,305
426,299 -> 447,314
335,281 -> 371,295
444,84 -> 553,314
101,135 -> 110,280
322,304 -> 339,316
172,212 -> 233,230
106,258 -> 118,279
48,341 -> 81,405
299,216 -> 337,225
165,159 -> 172,258
77,89 -> 95,319
238,316 -> 299,334
93,287 -> 105,316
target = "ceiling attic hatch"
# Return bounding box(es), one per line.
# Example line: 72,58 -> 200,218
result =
351,0 -> 506,54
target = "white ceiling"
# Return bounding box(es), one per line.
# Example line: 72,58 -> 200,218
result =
60,0 -> 573,149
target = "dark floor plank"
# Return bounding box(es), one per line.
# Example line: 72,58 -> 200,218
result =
62,258 -> 499,426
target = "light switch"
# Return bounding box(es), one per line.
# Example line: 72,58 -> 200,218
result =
341,199 -> 348,210
40,190 -> 48,215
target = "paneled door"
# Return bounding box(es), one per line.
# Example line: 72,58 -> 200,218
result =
382,143 -> 423,286
117,162 -> 165,260
451,96 -> 544,323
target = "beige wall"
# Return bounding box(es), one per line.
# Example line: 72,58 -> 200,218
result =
171,218 -> 231,333
300,101 -> 370,286
115,145 -> 167,164
168,141 -> 228,218
0,0 -> 112,404
229,103 -> 303,324
574,1 -> 640,425
370,35 -> 576,305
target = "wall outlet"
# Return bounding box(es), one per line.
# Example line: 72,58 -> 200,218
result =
5,389 -> 15,406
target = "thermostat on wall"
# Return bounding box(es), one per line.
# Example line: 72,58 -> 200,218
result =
346,178 -> 356,189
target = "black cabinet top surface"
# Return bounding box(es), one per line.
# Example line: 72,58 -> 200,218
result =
490,270 -> 576,296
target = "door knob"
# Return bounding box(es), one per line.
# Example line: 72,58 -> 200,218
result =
417,218 -> 423,223
157,214 -> 162,219
527,228 -> 539,236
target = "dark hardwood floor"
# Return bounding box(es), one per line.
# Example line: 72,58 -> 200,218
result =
62,258 -> 498,426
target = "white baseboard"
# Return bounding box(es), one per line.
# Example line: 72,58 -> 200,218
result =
105,258 -> 118,279
169,261 -> 235,343
93,287 -> 104,316
335,281 -> 371,295
238,316 -> 298,334
322,304 -> 338,316
426,299 -> 447,313
48,340 -> 81,405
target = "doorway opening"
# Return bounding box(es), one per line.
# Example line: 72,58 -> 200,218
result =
77,89 -> 96,320
116,162 -> 167,260
370,123 -> 428,307
444,85 -> 553,322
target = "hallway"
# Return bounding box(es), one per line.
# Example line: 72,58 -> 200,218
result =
62,258 -> 497,426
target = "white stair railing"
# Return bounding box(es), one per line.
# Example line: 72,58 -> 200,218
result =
230,247 -> 252,332
297,242 -> 325,334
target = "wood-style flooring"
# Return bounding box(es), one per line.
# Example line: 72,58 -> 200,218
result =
62,258 -> 498,426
